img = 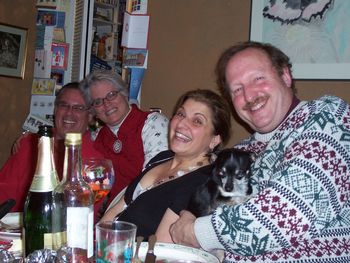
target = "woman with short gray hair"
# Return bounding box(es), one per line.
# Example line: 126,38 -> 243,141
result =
80,70 -> 169,209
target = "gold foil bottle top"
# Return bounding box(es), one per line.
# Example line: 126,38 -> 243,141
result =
29,125 -> 58,192
65,133 -> 82,146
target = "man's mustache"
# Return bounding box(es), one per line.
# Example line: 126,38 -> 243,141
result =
242,96 -> 268,111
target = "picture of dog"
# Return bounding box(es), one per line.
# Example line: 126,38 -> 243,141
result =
188,148 -> 253,217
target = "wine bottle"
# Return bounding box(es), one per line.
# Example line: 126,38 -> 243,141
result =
23,125 -> 59,256
53,133 -> 94,262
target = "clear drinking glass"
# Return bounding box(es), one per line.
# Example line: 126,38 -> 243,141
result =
95,221 -> 136,262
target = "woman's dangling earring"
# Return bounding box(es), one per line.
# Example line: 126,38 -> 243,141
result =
208,147 -> 217,163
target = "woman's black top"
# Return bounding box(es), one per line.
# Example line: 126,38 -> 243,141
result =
117,150 -> 213,239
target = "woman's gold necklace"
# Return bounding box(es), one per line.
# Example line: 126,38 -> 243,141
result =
145,161 -> 205,191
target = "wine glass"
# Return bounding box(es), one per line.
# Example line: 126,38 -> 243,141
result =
82,158 -> 115,203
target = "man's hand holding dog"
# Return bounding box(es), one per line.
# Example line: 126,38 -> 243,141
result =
170,210 -> 201,248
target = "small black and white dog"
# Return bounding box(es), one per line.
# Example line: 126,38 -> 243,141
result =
188,148 -> 253,217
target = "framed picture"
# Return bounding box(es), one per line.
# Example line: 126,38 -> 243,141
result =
0,23 -> 28,79
51,42 -> 69,70
250,0 -> 350,80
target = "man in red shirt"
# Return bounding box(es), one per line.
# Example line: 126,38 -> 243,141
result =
0,82 -> 104,212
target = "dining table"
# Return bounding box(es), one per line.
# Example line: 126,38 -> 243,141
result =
0,212 -> 221,263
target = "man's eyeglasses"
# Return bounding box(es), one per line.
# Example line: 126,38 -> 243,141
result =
56,101 -> 88,113
91,90 -> 119,108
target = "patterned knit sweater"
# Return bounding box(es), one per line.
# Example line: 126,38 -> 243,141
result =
194,95 -> 350,262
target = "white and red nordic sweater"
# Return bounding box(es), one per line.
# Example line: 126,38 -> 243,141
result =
195,95 -> 350,262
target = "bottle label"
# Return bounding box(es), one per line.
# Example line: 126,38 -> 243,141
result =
67,207 -> 93,254
22,227 -> 26,256
87,210 -> 94,258
53,231 -> 67,250
44,233 -> 53,250
29,171 -> 59,192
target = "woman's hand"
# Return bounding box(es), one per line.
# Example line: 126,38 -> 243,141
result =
169,210 -> 200,248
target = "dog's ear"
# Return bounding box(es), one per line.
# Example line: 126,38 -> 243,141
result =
211,166 -> 223,186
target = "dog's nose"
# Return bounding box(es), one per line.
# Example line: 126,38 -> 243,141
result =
225,184 -> 233,192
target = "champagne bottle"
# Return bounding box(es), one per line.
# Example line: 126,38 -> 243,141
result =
23,125 -> 59,256
53,133 -> 94,262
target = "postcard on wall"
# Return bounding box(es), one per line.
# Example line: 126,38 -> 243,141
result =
32,78 -> 56,95
36,0 -> 58,9
50,69 -> 64,85
123,49 -> 148,68
35,25 -> 54,50
29,95 -> 55,118
121,12 -> 150,49
36,10 -> 65,27
51,42 -> 69,70
127,0 -> 148,14
23,114 -> 53,133
34,49 -> 52,78
53,28 -> 65,42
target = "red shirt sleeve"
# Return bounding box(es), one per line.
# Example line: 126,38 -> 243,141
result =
0,134 -> 38,212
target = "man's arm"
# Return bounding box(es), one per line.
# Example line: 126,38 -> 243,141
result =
0,134 -> 37,211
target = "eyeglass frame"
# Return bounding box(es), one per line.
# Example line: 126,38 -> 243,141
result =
90,90 -> 120,108
55,101 -> 89,113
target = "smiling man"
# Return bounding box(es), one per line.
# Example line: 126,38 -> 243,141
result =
0,82 -> 104,211
170,41 -> 350,262
54,83 -> 91,140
